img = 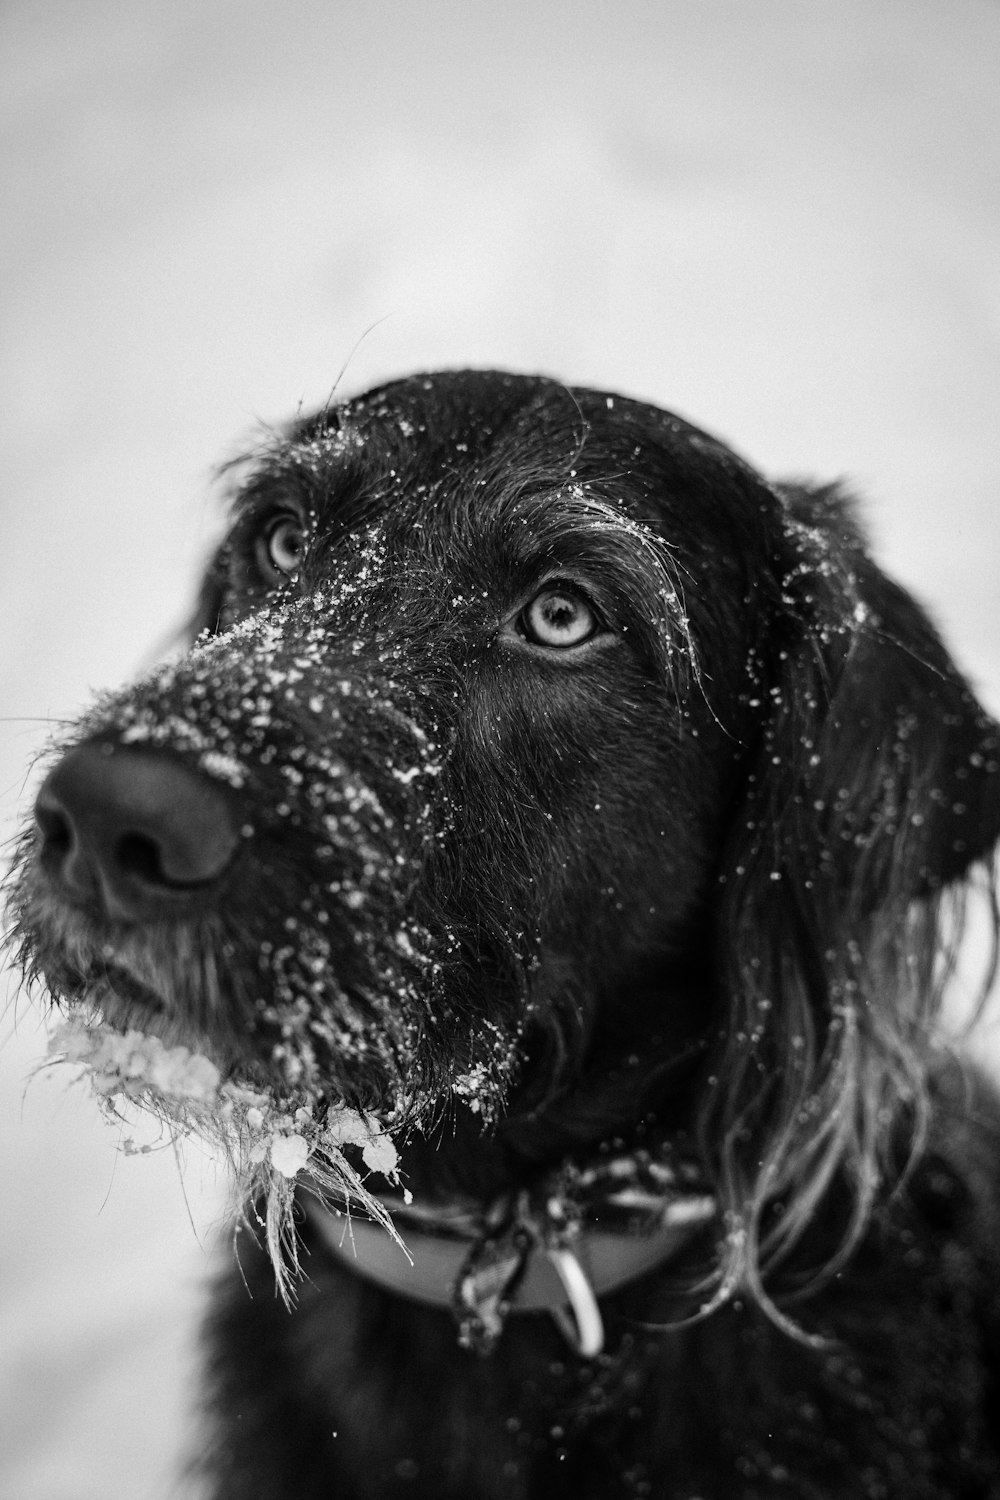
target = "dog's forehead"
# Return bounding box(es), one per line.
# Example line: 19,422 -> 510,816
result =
255,370 -> 778,558
312,369 -> 751,489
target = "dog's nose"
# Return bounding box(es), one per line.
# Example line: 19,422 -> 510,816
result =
34,742 -> 240,923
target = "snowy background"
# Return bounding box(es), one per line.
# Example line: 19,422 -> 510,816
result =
2,2 -> 999,1495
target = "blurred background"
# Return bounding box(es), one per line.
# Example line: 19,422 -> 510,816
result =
1,1 -> 998,1494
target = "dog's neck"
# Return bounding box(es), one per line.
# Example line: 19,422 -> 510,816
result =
308,1002 -> 713,1357
307,1127 -> 716,1356
309,1037 -> 714,1357
400,1021 -> 708,1205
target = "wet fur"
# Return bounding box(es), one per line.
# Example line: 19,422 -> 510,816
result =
9,371 -> 1000,1497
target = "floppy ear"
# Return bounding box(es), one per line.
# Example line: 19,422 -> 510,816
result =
813,549 -> 1000,898
701,483 -> 1000,1309
739,482 -> 1000,905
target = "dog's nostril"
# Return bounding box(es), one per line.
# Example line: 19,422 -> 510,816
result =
114,831 -> 183,887
34,742 -> 241,921
35,801 -> 73,864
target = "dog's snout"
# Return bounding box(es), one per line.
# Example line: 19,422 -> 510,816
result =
34,743 -> 239,922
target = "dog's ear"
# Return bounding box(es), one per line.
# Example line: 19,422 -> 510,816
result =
702,483 -> 1000,1309
813,555 -> 1000,901
737,483 -> 1000,906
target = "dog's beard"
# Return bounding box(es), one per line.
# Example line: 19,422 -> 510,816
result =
44,1003 -> 407,1296
6,836 -> 531,1294
7,864 -> 417,1295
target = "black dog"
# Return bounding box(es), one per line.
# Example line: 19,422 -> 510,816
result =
9,371 -> 1000,1498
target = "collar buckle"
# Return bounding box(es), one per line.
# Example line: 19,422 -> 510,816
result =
545,1245 -> 605,1357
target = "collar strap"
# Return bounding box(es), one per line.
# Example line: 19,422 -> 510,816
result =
303,1146 -> 716,1358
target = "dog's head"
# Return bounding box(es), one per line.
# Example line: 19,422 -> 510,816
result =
8,370 -> 1000,1297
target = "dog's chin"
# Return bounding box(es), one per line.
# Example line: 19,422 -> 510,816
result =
84,964 -> 171,1027
18,888 -> 262,1085
41,952 -> 223,1062
15,884 -> 184,1015
45,968 -> 411,1130
16,878 -> 511,1134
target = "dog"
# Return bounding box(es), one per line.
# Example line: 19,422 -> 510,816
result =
8,369 -> 1000,1498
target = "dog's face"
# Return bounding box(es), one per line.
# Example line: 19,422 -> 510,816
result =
11,375 -> 765,1116
8,373 -> 1000,1205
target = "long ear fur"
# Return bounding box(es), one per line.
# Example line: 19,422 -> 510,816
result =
703,483 -> 1000,1312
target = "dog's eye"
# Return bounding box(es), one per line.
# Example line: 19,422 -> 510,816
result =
258,516 -> 305,580
520,585 -> 601,649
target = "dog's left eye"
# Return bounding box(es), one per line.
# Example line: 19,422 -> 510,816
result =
258,516 -> 305,580
519,584 -> 602,649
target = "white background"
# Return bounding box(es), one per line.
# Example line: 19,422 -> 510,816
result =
1,2 -> 999,1495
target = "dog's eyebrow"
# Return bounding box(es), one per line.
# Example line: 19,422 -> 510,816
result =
226,440 -> 382,537
499,487 -> 696,679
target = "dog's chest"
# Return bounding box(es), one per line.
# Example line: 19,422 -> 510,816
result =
212,1233 -> 995,1500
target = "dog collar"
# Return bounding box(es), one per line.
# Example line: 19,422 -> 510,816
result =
303,1145 -> 716,1357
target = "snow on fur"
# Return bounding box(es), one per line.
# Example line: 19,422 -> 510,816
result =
46,1009 -> 407,1296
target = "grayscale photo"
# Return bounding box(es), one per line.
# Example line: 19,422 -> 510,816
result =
2,4 -> 999,1497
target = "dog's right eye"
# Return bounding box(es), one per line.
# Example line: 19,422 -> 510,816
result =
517,583 -> 604,650
257,515 -> 305,581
